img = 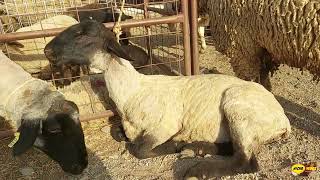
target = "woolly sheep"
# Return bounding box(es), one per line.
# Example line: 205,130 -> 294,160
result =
198,0 -> 320,89
45,20 -> 291,179
9,15 -> 78,74
0,51 -> 88,175
3,0 -> 84,25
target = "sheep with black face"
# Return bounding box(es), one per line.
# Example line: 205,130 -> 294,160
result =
0,51 -> 88,175
45,20 -> 291,179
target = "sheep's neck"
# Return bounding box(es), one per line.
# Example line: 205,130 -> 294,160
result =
103,57 -> 142,114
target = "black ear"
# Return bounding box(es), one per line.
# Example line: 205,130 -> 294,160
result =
13,119 -> 41,156
104,37 -> 134,61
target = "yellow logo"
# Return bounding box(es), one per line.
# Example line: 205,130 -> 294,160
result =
291,164 -> 305,175
291,162 -> 317,176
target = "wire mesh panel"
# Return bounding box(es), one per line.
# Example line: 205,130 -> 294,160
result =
0,0 -> 187,121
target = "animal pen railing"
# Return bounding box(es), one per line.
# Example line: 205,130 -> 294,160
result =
0,0 -> 199,138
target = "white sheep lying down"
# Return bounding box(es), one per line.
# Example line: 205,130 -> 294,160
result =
45,20 -> 291,178
0,51 -> 88,174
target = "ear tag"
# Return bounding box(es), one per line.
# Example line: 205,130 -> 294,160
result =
8,132 -> 20,148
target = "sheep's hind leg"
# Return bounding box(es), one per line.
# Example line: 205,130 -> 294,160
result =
184,89 -> 266,179
184,151 -> 258,180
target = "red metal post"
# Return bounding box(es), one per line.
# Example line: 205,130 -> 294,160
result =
189,0 -> 199,75
181,0 -> 192,76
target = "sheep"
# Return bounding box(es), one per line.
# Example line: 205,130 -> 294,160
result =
8,15 -> 78,75
3,0 -> 84,26
198,0 -> 320,90
0,51 -> 88,175
44,20 -> 291,179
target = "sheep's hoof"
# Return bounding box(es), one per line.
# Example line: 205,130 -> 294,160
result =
199,48 -> 206,54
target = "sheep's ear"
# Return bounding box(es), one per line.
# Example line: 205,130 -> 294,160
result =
104,38 -> 134,61
12,119 -> 41,156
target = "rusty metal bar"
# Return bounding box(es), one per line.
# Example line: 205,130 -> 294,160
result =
0,110 -> 117,139
181,0 -> 191,76
190,0 -> 199,75
0,14 -> 184,42
0,129 -> 15,139
143,0 -> 153,74
80,110 -> 116,122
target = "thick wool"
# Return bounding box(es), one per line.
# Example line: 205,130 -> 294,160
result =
199,0 -> 320,86
0,51 -> 63,128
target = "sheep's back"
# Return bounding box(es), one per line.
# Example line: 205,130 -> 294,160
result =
122,74 -> 247,143
0,51 -> 32,106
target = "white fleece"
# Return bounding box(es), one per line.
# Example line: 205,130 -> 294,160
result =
0,51 -> 63,128
90,52 -> 291,151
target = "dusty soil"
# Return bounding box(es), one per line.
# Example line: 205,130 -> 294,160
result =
1,36 -> 319,179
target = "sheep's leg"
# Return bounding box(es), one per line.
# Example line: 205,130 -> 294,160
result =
185,85 -> 290,179
259,50 -> 280,91
124,119 -> 181,159
198,15 -> 210,54
184,132 -> 259,179
198,25 -> 207,54
185,88 -> 273,179
184,151 -> 257,179
126,135 -> 179,159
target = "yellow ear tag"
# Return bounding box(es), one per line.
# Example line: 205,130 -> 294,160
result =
8,132 -> 20,148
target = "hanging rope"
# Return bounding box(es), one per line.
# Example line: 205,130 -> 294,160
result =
113,0 -> 126,43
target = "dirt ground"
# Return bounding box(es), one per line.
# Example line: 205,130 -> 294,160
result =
1,32 -> 320,180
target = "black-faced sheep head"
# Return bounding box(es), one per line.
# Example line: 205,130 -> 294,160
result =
12,100 -> 88,175
44,20 -> 133,69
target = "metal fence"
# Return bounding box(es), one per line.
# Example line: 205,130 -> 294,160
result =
0,0 -> 199,137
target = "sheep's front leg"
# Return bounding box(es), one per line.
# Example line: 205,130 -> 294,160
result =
124,120 -> 180,159
126,134 -> 178,159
